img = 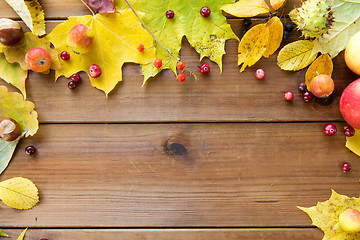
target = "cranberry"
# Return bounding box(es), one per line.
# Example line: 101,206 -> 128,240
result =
323,123 -> 337,136
255,69 -> 265,79
89,64 -> 102,78
166,10 -> 174,19
284,91 -> 293,101
68,80 -> 77,90
200,6 -> 211,17
70,73 -> 80,82
177,72 -> 186,82
200,64 -> 210,74
342,162 -> 351,172
302,91 -> 314,102
298,82 -> 307,92
60,51 -> 70,60
25,146 -> 36,155
344,126 -> 355,137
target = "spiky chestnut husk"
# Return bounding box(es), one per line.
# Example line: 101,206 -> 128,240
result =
289,0 -> 334,39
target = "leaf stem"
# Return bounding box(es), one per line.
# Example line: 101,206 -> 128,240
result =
80,0 -> 95,16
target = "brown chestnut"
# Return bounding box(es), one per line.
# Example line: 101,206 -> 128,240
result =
0,18 -> 23,45
0,117 -> 21,141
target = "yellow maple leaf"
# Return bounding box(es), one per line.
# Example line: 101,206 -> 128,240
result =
277,40 -> 317,71
47,9 -> 156,96
270,0 -> 286,11
346,129 -> 360,157
0,177 -> 39,210
299,190 -> 360,240
221,0 -> 270,18
305,54 -> 333,91
238,24 -> 269,72
263,16 -> 283,58
0,32 -> 60,72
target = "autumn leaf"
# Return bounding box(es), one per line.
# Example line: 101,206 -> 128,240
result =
220,0 -> 270,17
5,0 -> 45,36
305,54 -> 333,91
270,0 -> 286,10
263,16 -> 283,58
47,10 -> 156,95
346,129 -> 360,157
0,229 -> 9,237
0,53 -> 28,99
17,228 -> 28,240
85,0 -> 115,14
0,133 -> 24,175
312,0 -> 360,58
0,32 -> 60,72
299,190 -> 360,240
116,0 -> 238,85
277,40 -> 317,71
238,23 -> 269,72
0,86 -> 38,136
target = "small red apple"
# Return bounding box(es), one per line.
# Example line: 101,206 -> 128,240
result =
310,74 -> 334,98
339,209 -> 360,233
66,24 -> 94,54
340,78 -> 360,129
25,48 -> 52,72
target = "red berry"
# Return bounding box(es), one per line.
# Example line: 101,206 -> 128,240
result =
255,69 -> 265,79
177,61 -> 185,71
323,123 -> 337,136
298,82 -> 307,92
60,51 -> 70,60
68,80 -> 78,90
344,126 -> 356,137
342,162 -> 351,172
89,64 -> 101,78
177,72 -> 186,82
40,239 -> 48,240
137,44 -> 144,52
25,146 -> 36,155
200,63 -> 210,74
166,10 -> 174,19
302,91 -> 314,102
154,59 -> 162,69
284,91 -> 293,101
70,73 -> 80,82
200,6 -> 211,17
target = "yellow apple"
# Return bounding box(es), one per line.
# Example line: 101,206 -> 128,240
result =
345,31 -> 360,75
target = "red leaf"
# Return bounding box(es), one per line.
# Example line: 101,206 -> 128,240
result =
84,0 -> 115,14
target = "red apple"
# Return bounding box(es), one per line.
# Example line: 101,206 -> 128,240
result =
66,24 -> 94,54
339,209 -> 360,233
340,78 -> 360,129
310,74 -> 334,98
25,48 -> 52,72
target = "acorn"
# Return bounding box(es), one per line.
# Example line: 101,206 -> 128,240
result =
0,117 -> 21,141
0,18 -> 23,45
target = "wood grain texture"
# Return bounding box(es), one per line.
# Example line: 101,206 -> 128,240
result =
1,20 -> 355,123
0,123 -> 358,228
2,228 -> 323,240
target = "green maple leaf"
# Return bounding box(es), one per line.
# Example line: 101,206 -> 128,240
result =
117,0 -> 239,84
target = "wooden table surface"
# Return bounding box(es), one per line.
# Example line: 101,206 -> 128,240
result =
1,0 -> 359,239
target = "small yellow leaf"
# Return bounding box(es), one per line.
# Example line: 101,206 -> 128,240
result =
346,129 -> 360,157
263,16 -> 283,58
220,0 -> 270,18
0,177 -> 39,210
238,24 -> 269,72
17,228 -> 28,240
277,40 -> 317,71
305,54 -> 333,91
270,0 -> 286,10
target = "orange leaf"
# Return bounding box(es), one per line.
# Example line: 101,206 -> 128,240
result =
238,24 -> 270,72
305,54 -> 333,90
270,0 -> 286,10
263,16 -> 283,58
220,0 -> 270,18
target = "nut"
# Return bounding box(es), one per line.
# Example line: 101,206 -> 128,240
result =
0,18 -> 23,45
0,117 -> 21,141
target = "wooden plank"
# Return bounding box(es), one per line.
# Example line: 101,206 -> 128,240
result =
0,123 -> 358,227
0,0 -> 304,20
1,20 -> 354,123
2,228 -> 323,240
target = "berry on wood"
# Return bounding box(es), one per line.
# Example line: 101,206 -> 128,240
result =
177,72 -> 186,82
200,64 -> 210,74
177,61 -> 185,71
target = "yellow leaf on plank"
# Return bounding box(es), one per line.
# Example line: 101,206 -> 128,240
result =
346,129 -> 360,157
305,54 -> 333,91
270,0 -> 286,10
0,177 -> 39,210
5,0 -> 45,36
17,228 -> 28,240
220,0 -> 270,18
263,16 -> 283,58
238,24 -> 269,72
277,40 -> 317,71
